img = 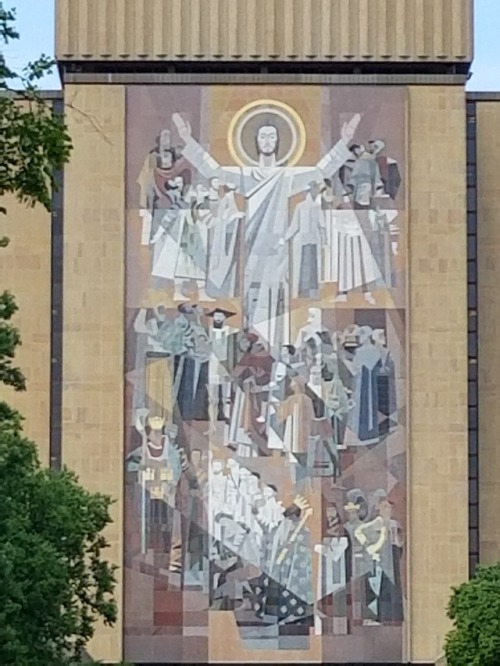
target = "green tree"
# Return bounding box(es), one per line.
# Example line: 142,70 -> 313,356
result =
0,3 -> 71,214
445,563 -> 500,666
0,5 -> 118,665
0,436 -> 118,665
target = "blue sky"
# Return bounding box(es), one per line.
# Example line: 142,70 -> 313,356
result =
2,0 -> 500,91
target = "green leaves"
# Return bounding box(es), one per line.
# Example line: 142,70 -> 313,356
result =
0,1 -> 71,400
0,433 -> 118,666
0,2 -> 72,214
0,8 -> 114,664
0,3 -> 71,396
445,564 -> 500,666
0,5 -> 19,47
0,289 -> 25,392
0,95 -> 72,211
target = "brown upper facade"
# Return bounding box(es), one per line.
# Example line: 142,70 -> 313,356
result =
56,0 -> 473,65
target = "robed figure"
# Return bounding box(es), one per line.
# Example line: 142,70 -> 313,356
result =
172,112 -> 361,351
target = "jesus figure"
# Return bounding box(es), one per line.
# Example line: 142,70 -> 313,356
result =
172,112 -> 361,350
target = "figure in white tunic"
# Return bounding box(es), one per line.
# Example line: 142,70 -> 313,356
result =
172,112 -> 361,350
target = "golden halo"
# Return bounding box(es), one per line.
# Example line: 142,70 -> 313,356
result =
227,99 -> 307,167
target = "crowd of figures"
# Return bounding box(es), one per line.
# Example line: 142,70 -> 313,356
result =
127,302 -> 403,642
131,304 -> 398,463
207,460 -> 405,635
126,99 -> 405,650
137,116 -> 402,342
127,443 -> 405,640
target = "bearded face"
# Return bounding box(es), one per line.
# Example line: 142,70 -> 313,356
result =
256,125 -> 279,156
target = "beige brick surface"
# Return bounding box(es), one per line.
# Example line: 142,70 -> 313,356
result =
63,84 -> 125,663
0,195 -> 51,465
57,83 -> 471,664
408,86 -> 469,663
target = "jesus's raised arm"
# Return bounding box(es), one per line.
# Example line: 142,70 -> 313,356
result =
289,113 -> 362,196
173,113 -> 246,192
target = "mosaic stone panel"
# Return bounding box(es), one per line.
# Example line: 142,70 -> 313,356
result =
124,85 -> 407,663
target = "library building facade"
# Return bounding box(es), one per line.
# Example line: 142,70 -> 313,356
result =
4,0 -> 500,664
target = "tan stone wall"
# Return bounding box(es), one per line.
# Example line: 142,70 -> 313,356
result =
57,82 -> 471,664
408,86 -> 469,663
0,196 -> 51,466
56,0 -> 472,64
63,85 -> 125,663
477,102 -> 500,564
